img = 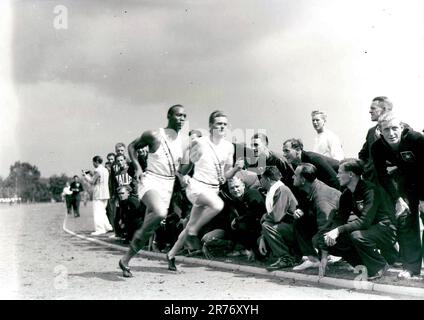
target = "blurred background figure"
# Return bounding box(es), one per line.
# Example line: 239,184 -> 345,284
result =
61,181 -> 73,214
311,110 -> 344,161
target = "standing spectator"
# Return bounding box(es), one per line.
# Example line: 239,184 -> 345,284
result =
105,152 -> 116,172
70,175 -> 84,217
259,166 -> 302,271
358,96 -> 393,181
322,159 -> 398,280
283,138 -> 340,190
61,181 -> 73,215
311,110 -> 344,161
111,153 -> 138,237
82,156 -> 113,236
371,112 -> 424,279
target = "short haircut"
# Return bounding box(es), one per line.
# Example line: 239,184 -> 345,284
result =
262,166 -> 282,181
377,111 -> 401,128
340,158 -> 364,177
116,153 -> 126,160
298,163 -> 317,183
115,142 -> 126,150
92,155 -> 103,164
209,110 -> 227,126
73,175 -> 79,179
117,185 -> 132,193
107,152 -> 116,159
283,138 -> 304,151
311,110 -> 327,121
189,129 -> 202,137
372,96 -> 393,112
252,133 -> 269,146
167,104 -> 184,117
228,176 -> 245,187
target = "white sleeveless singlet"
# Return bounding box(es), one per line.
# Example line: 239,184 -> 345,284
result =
146,128 -> 183,177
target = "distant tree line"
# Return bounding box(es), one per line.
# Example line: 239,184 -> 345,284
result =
0,161 -> 89,203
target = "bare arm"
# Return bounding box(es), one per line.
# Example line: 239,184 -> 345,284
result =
128,130 -> 158,181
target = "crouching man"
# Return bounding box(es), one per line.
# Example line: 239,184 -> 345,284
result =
322,159 -> 398,280
258,166 -> 302,271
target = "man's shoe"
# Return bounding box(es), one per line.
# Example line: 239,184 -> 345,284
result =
266,258 -> 293,271
91,231 -> 106,236
293,259 -> 320,271
118,259 -> 133,278
368,264 -> 390,281
166,254 -> 177,271
397,270 -> 421,280
397,270 -> 412,280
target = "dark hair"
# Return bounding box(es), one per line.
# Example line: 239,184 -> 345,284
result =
189,129 -> 202,137
73,175 -> 79,179
340,158 -> 364,177
372,96 -> 393,112
298,163 -> 317,183
116,153 -> 126,160
252,133 -> 269,146
107,152 -> 116,159
209,110 -> 227,126
262,166 -> 282,181
167,104 -> 184,117
92,155 -> 103,164
283,138 -> 304,151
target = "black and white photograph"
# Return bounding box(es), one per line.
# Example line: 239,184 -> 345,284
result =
1,0 -> 424,303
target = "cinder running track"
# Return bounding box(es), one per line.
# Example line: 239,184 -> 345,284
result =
0,202 -> 419,300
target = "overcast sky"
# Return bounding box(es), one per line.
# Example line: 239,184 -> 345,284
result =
1,0 -> 424,178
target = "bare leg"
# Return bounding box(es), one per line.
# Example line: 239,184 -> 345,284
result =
120,190 -> 167,267
167,192 -> 224,260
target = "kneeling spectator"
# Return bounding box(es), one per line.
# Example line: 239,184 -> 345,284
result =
321,159 -> 398,280
292,163 -> 342,271
259,166 -> 302,271
117,186 -> 144,244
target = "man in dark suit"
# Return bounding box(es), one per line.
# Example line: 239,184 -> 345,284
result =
282,138 -> 340,190
358,96 -> 393,182
70,175 -> 84,217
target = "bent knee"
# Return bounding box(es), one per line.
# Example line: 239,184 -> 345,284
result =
350,230 -> 364,242
210,199 -> 224,213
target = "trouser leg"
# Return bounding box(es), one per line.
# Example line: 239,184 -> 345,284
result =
73,195 -> 81,216
397,196 -> 422,275
262,221 -> 300,262
349,223 -> 396,276
325,233 -> 363,267
294,217 -> 318,258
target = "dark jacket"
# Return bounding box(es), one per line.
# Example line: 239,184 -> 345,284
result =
337,179 -> 396,234
247,151 -> 295,189
371,127 -> 424,201
228,188 -> 266,232
300,151 -> 340,190
358,125 -> 380,181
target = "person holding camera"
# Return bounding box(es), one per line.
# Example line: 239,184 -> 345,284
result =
82,156 -> 113,236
